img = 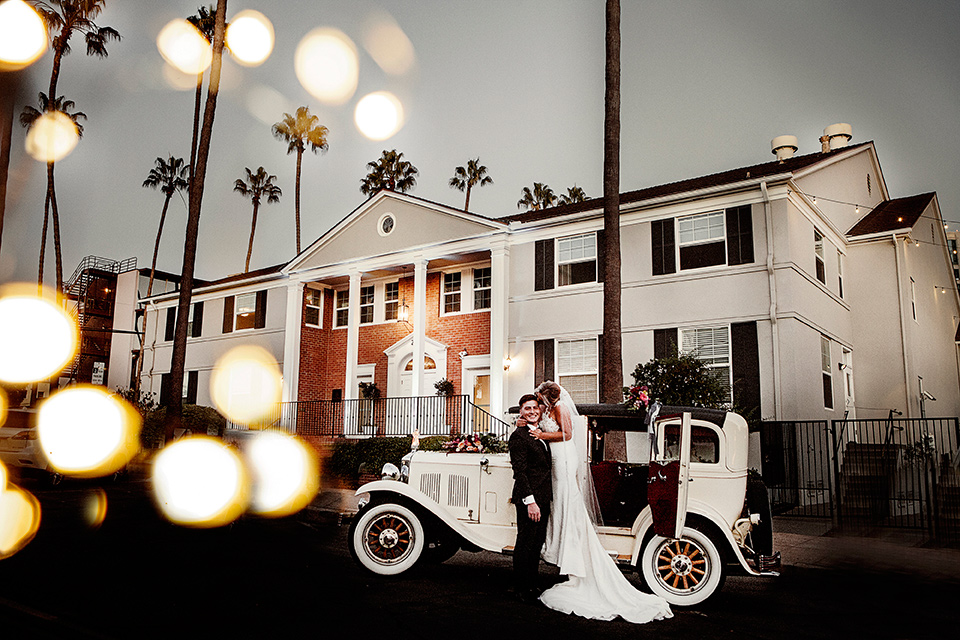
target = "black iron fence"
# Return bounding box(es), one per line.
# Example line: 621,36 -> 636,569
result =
761,417 -> 960,545
227,395 -> 512,440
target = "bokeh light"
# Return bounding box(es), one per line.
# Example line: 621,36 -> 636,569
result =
83,488 -> 109,529
0,388 -> 7,428
0,0 -> 47,71
246,432 -> 319,517
354,91 -> 404,141
157,19 -> 212,75
295,27 -> 359,105
37,386 -> 140,477
152,437 -> 248,528
161,62 -> 199,91
210,345 -> 282,426
0,285 -> 78,383
226,9 -> 274,67
24,110 -> 80,163
363,11 -> 415,75
0,471 -> 41,560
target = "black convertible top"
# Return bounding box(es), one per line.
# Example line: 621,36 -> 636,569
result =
508,403 -> 730,431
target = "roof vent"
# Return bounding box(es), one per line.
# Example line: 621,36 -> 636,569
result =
771,135 -> 799,161
823,123 -> 852,151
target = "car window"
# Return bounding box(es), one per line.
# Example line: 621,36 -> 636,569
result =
663,424 -> 720,463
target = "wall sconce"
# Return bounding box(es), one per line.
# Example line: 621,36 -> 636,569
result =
837,363 -> 847,371
458,349 -> 468,359
503,357 -> 512,371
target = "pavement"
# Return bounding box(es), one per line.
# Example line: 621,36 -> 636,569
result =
305,487 -> 960,581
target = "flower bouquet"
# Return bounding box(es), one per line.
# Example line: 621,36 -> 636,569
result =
441,434 -> 484,453
623,385 -> 650,412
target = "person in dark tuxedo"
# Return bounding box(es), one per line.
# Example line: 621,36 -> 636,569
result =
510,393 -> 552,602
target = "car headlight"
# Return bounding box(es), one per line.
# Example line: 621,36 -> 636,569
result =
381,462 -> 400,480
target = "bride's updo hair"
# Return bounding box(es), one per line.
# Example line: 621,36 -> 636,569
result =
536,381 -> 562,408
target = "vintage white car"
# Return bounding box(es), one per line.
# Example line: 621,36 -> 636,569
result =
348,404 -> 780,606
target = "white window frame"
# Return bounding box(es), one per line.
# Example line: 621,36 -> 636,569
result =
359,285 -> 375,325
821,335 -> 833,410
557,337 -> 599,403
235,292 -> 257,332
334,289 -> 349,328
680,326 -> 732,404
439,266 -> 493,316
384,281 -> 399,322
305,288 -> 322,327
841,348 -> 854,413
186,303 -> 196,337
473,267 -> 491,311
556,233 -> 597,287
442,271 -> 462,315
677,211 -> 727,271
910,278 -> 917,322
814,228 -> 826,284
837,252 -> 844,299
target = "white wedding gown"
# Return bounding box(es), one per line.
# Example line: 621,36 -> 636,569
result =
539,414 -> 673,623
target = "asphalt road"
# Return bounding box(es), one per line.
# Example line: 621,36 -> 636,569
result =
0,476 -> 956,639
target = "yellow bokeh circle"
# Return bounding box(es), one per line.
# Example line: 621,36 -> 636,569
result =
0,285 -> 78,384
210,345 -> 282,426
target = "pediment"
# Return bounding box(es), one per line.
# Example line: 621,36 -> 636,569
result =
287,192 -> 504,273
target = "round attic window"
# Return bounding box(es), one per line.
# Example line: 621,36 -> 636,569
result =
378,212 -> 396,237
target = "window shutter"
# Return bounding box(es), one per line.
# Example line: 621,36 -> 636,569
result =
731,321 -> 760,417
164,307 -> 176,341
596,229 -> 605,283
726,205 -> 754,266
534,239 -> 555,291
653,328 -> 678,360
222,296 -> 235,334
534,339 -> 555,384
191,301 -> 204,338
160,373 -> 171,405
186,371 -> 199,404
255,290 -> 268,328
651,219 -> 676,275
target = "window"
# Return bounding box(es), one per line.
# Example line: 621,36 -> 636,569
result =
842,348 -> 854,411
557,233 -> 597,286
557,338 -> 598,403
335,290 -> 349,327
359,285 -> 374,324
664,425 -> 720,463
235,293 -> 257,331
222,291 -> 265,333
837,253 -> 844,299
186,303 -> 196,337
910,278 -> 917,321
165,302 -> 203,340
681,326 -> 732,403
821,336 -> 833,409
384,282 -> 399,321
678,211 -> 726,270
814,229 -> 826,284
305,289 -> 321,327
473,267 -> 491,310
443,272 -> 462,314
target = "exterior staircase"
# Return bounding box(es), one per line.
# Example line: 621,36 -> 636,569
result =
839,442 -> 901,520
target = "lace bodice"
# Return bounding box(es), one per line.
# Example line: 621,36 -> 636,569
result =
540,414 -> 560,433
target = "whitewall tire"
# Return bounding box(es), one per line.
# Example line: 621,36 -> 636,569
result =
350,502 -> 425,576
640,527 -> 724,606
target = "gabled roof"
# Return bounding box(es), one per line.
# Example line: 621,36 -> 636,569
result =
202,263 -> 286,287
500,141 -> 873,224
846,193 -> 936,237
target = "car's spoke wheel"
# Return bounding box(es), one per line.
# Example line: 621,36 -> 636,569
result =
640,527 -> 723,606
350,503 -> 425,576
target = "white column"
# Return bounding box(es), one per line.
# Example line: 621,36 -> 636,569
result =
411,258 -> 428,397
345,270 -> 361,398
281,280 -> 305,404
489,245 -> 509,420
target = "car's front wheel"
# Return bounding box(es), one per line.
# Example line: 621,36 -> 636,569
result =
349,502 -> 425,576
639,527 -> 724,606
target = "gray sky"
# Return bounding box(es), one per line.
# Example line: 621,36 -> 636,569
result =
3,0 -> 960,285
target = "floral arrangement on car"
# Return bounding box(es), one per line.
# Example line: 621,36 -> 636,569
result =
623,385 -> 650,412
441,434 -> 485,453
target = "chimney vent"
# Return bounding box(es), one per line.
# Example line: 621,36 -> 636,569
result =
771,135 -> 799,161
823,123 -> 852,151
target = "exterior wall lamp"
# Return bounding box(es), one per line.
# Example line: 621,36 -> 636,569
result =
503,357 -> 512,371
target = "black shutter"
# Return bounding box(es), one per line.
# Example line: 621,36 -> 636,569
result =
534,339 -> 555,384
331,389 -> 342,402
186,371 -> 199,404
255,290 -> 268,328
726,205 -> 755,266
164,307 -> 176,341
534,239 -> 555,291
731,321 -> 761,418
222,296 -> 235,333
191,301 -> 204,338
653,328 -> 678,360
160,373 -> 171,405
596,229 -> 605,282
651,219 -> 676,275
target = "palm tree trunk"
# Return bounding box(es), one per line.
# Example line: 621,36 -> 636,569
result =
147,194 -> 172,298
166,0 -> 228,443
38,189 -> 50,290
245,201 -> 259,272
0,73 -> 15,257
601,0 -> 623,404
295,148 -> 302,254
48,163 -> 63,296
189,72 -> 203,180
464,185 -> 471,212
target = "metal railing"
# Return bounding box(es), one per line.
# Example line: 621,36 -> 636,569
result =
227,395 -> 513,439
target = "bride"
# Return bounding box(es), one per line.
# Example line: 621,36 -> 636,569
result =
530,381 -> 672,623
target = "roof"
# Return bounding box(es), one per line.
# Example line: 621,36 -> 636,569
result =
846,193 -> 936,237
499,141 -> 873,224
200,263 -> 286,287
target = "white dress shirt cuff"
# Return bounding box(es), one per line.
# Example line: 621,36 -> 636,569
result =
522,495 -> 535,505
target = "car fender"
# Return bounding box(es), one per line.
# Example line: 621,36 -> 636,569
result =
628,499 -> 757,574
355,480 -> 507,553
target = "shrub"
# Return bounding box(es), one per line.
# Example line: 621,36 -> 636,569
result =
329,436 -> 413,483
139,404 -> 227,448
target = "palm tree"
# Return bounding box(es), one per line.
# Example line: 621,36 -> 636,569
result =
234,167 -> 281,273
141,156 -> 188,297
359,149 -> 419,196
20,93 -> 86,290
167,0 -> 226,443
271,106 -> 329,254
559,185 -> 588,205
601,0 -> 623,404
29,0 -> 119,294
185,5 -> 218,184
517,182 -> 557,211
448,158 -> 493,212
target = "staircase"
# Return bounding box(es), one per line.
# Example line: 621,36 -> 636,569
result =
840,442 -> 901,519
936,466 -> 960,542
